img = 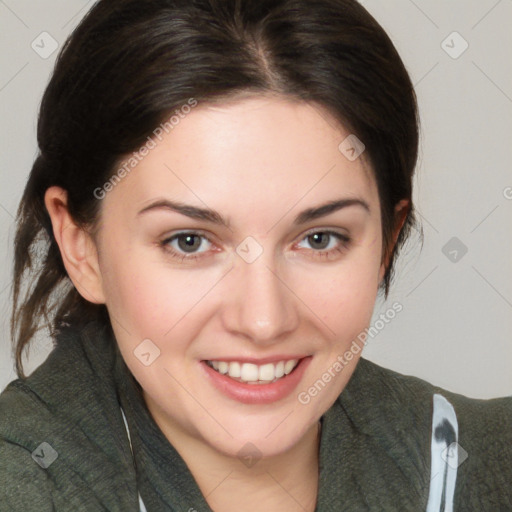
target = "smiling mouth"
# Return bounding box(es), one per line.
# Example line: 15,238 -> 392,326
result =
204,359 -> 300,385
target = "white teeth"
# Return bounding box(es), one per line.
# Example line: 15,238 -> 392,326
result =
258,363 -> 275,381
240,363 -> 259,382
275,361 -> 285,379
208,358 -> 300,383
284,359 -> 298,375
228,361 -> 241,378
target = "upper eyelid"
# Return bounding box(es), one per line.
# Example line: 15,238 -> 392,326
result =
301,227 -> 350,239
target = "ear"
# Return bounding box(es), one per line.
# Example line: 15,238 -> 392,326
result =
44,186 -> 106,304
379,199 -> 410,283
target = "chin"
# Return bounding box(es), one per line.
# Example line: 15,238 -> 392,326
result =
193,406 -> 319,460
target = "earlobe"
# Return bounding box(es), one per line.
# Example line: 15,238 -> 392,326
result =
44,186 -> 106,304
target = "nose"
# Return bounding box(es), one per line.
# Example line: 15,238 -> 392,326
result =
221,252 -> 299,346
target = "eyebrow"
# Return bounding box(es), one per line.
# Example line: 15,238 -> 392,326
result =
137,197 -> 370,227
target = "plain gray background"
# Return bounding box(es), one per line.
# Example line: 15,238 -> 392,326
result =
1,0 -> 511,397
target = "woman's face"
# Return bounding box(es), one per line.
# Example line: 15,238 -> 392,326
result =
94,96 -> 385,458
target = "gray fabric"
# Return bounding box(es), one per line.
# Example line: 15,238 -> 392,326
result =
0,320 -> 510,511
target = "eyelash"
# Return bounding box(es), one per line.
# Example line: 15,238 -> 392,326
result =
159,229 -> 351,263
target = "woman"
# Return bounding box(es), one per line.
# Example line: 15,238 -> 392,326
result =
0,0 -> 510,510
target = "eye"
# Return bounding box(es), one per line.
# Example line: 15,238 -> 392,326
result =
296,230 -> 351,259
160,229 -> 351,263
160,231 -> 213,261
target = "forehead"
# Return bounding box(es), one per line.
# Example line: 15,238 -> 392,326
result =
109,95 -> 378,220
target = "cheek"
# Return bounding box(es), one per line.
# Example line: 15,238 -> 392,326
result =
99,243 -> 224,341
98,247 -> 215,389
291,251 -> 381,413
295,241 -> 382,335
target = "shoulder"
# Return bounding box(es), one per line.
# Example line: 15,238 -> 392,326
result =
351,357 -> 512,435
343,358 -> 512,507
352,356 -> 511,415
0,380 -> 58,511
0,321 -> 138,511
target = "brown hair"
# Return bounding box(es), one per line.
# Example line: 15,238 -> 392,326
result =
11,0 -> 419,377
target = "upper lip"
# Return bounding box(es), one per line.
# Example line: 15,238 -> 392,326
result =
202,355 -> 308,365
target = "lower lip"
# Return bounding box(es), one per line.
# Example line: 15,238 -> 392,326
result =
201,357 -> 311,405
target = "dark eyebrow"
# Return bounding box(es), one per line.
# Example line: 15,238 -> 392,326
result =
137,197 -> 370,227
137,200 -> 231,228
293,198 -> 370,224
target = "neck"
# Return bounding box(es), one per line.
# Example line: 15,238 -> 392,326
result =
144,393 -> 321,512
